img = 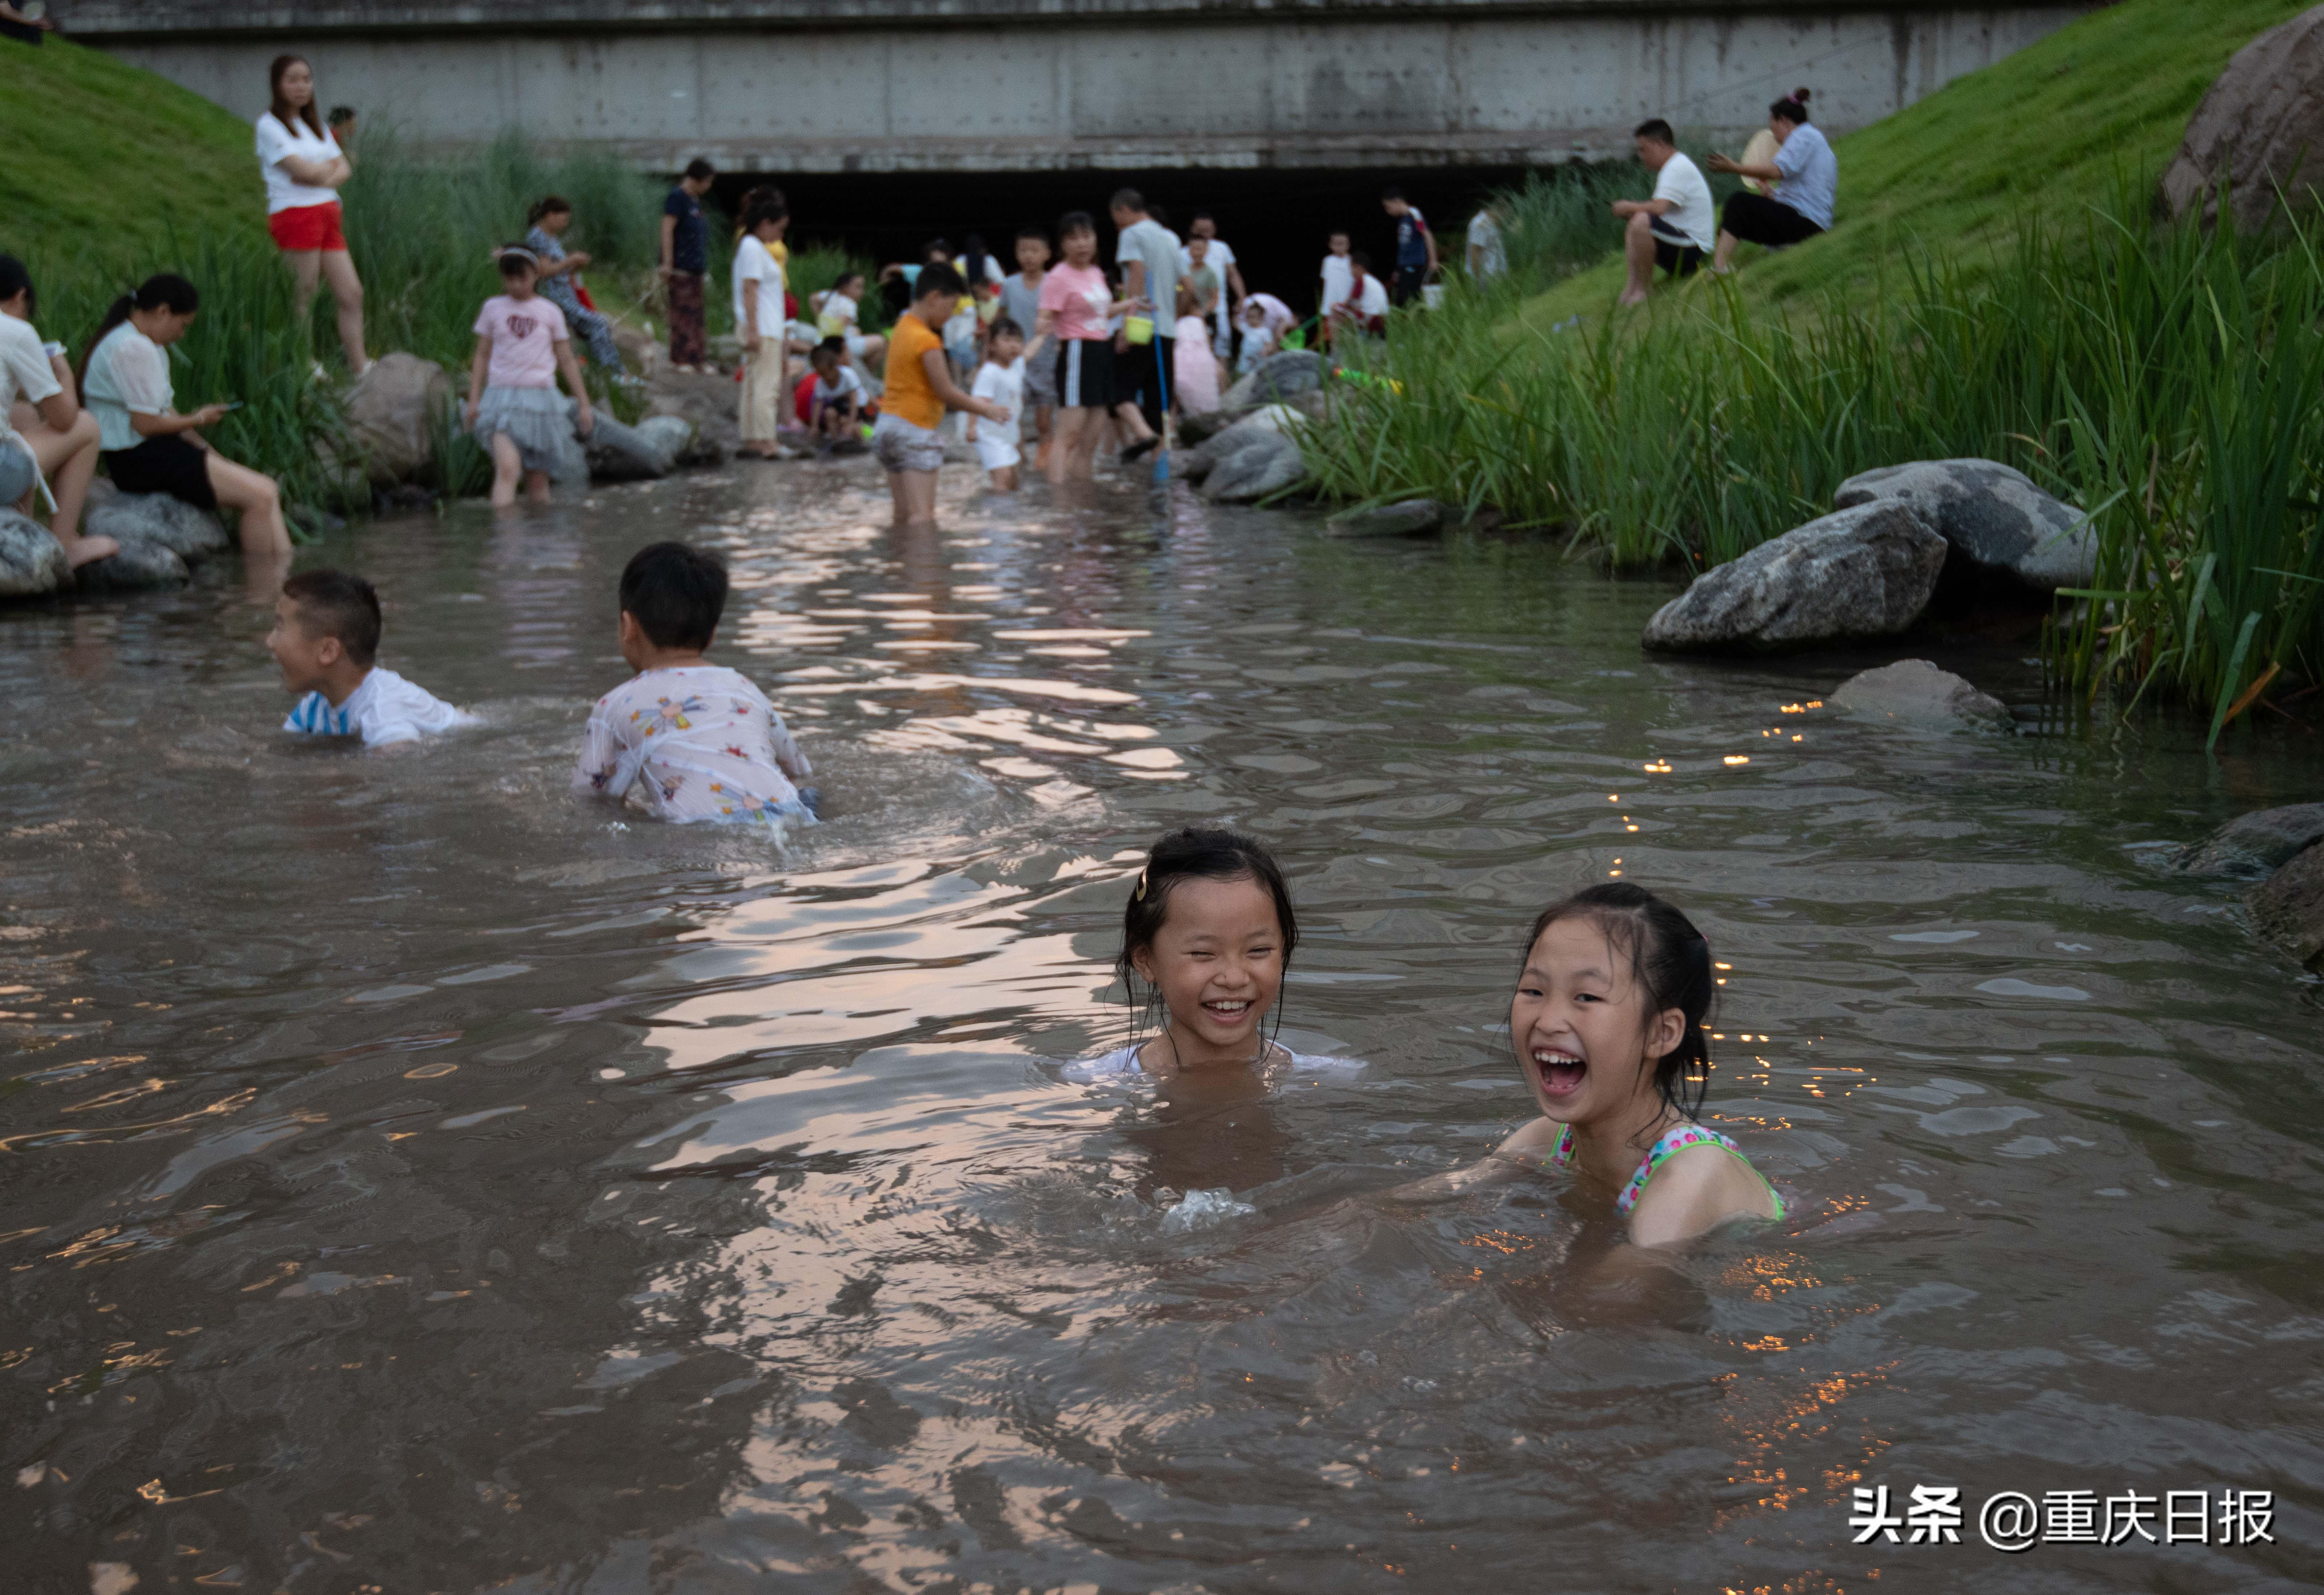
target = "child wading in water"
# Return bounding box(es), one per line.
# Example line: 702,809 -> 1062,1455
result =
465,245 -> 593,507
966,316 -> 1026,491
1408,883 -> 1782,1245
572,542 -> 817,827
875,261 -> 1010,528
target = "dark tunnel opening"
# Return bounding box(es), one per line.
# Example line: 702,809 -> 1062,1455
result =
712,162 -> 1538,323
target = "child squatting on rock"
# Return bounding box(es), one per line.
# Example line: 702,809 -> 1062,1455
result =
571,541 -> 819,827
1399,882 -> 1783,1246
271,569 -> 476,748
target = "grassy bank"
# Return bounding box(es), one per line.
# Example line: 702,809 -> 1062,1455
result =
1304,0 -> 2321,729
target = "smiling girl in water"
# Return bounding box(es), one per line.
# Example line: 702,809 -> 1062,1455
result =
1071,828 -> 1354,1082
1415,883 -> 1780,1244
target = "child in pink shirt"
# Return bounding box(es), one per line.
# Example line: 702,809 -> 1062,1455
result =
464,245 -> 594,507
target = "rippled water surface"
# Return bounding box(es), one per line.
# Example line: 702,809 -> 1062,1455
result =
3,461 -> 2321,1593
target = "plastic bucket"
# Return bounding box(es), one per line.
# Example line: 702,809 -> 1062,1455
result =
1124,315 -> 1155,345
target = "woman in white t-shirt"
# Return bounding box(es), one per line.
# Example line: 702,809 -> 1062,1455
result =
78,276 -> 293,560
257,55 -> 368,377
0,256 -> 115,569
731,198 -> 789,460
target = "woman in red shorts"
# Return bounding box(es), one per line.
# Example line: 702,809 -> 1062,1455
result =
255,54 -> 369,378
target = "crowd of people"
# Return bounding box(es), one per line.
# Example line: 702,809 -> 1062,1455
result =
1,34 -> 1842,563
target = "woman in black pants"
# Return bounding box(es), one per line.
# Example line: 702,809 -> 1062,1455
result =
1707,89 -> 1839,272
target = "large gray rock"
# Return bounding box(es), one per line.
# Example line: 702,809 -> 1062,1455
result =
585,412 -> 676,483
2174,802 -> 2324,877
1199,431 -> 1307,504
1643,502 -> 1947,653
82,481 -> 231,563
345,352 -> 451,486
1217,349 -> 1325,416
1833,459 -> 2096,591
2159,5 -> 2324,233
1327,500 -> 1447,538
634,414 -> 695,462
2249,842 -> 2324,968
0,509 -> 68,596
1828,658 -> 2014,731
76,538 -> 189,591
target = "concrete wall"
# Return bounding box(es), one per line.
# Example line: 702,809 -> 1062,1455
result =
73,2 -> 2092,171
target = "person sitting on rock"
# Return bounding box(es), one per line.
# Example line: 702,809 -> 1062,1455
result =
271,568 -> 476,749
1329,253 -> 1389,340
525,195 -> 629,377
1706,89 -> 1837,272
0,256 -> 115,570
78,274 -> 293,562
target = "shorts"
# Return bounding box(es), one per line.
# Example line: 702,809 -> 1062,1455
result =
1055,338 -> 1115,410
1720,192 -> 1826,249
1114,333 -> 1173,430
0,437 -> 38,506
974,434 -> 1021,472
1650,220 -> 1706,277
872,411 -> 943,475
104,435 -> 217,512
268,201 -> 347,253
1022,347 -> 1058,408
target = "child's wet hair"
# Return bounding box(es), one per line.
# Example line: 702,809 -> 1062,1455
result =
619,541 -> 727,651
1115,827 -> 1298,1035
281,569 -> 383,665
1523,882 -> 1715,1118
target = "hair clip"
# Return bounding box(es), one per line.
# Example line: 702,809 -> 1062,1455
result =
1134,866 -> 1148,902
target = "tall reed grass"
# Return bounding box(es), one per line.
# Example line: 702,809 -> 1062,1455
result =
1304,182 -> 2324,730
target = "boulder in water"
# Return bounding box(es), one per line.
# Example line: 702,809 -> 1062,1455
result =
345,352 -> 452,486
1643,502 -> 1947,652
82,481 -> 231,563
0,509 -> 68,596
1833,459 -> 2095,591
2173,802 -> 2324,877
1828,658 -> 2014,731
585,411 -> 677,482
1200,430 -> 1307,503
2159,5 -> 2324,233
77,538 -> 190,591
2249,842 -> 2324,968
1217,350 -> 1324,416
634,414 -> 695,462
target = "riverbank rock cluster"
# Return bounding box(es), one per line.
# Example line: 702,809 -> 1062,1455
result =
1644,459 -> 2095,652
2159,3 -> 2324,233
0,484 -> 236,596
2173,803 -> 2324,969
1175,351 -> 1327,503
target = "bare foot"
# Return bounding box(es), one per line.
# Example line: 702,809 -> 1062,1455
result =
61,535 -> 119,569
1616,288 -> 1648,307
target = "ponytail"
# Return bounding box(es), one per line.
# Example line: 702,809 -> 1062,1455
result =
1771,87 -> 1812,125
77,274 -> 200,389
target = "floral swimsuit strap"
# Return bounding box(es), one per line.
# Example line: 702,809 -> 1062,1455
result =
1551,1122 -> 1784,1219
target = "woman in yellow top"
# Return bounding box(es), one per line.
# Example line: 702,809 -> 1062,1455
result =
874,262 -> 1009,528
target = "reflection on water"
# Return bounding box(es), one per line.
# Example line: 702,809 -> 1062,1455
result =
1,459 -> 2320,1592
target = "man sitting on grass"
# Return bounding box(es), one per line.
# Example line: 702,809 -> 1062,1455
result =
1612,118 -> 1715,305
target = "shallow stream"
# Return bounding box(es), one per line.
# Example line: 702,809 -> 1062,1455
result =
2,463 -> 2319,1592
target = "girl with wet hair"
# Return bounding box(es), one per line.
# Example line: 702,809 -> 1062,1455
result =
1404,882 -> 1781,1243
1067,828 -> 1359,1083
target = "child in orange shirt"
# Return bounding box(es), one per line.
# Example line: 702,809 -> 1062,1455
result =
874,262 -> 1009,528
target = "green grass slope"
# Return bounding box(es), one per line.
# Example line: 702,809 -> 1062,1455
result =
1529,0 -> 2311,325
0,35 -> 262,254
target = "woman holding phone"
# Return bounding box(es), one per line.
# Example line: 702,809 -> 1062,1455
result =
257,54 -> 369,378
80,276 -> 293,560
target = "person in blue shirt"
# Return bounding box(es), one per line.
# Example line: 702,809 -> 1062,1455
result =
1380,187 -> 1437,307
657,158 -> 714,373
1707,88 -> 1838,272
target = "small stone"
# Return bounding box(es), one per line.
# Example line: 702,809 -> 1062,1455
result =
1642,501 -> 1947,653
1833,459 -> 2095,591
0,508 -> 68,596
1828,658 -> 2014,731
2248,841 -> 2324,968
1326,500 -> 1446,538
76,539 -> 190,591
81,481 -> 230,563
2174,802 -> 2324,878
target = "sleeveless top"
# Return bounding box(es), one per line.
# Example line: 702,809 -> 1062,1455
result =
1551,1120 -> 1785,1220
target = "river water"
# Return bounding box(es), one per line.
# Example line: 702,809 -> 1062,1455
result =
2,461 -> 2319,1594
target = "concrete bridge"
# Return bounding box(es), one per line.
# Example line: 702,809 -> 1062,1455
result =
73,1 -> 2090,174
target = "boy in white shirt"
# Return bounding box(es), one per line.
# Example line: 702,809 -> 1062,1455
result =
732,197 -> 787,459
966,318 -> 1027,491
806,337 -> 866,453
1318,230 -> 1354,347
1613,118 -> 1715,305
271,570 -> 475,748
